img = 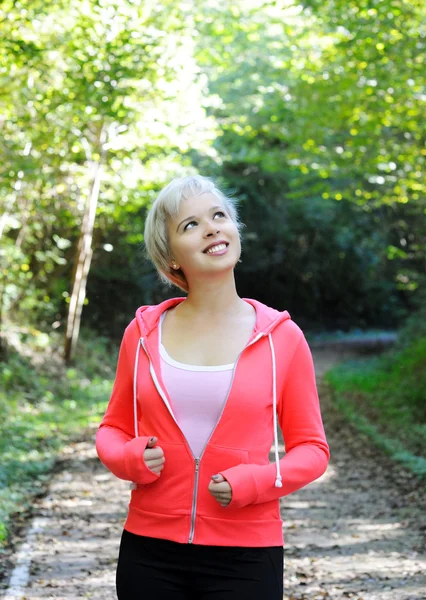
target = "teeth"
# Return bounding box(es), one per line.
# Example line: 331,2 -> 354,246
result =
206,243 -> 227,254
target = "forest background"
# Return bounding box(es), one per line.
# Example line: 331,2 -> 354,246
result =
0,0 -> 425,549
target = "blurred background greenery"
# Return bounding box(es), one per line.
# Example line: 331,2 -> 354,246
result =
0,0 -> 425,547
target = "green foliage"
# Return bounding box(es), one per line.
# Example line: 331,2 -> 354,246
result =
325,336 -> 426,475
192,0 -> 424,327
1,0 -> 424,335
0,0 -> 215,333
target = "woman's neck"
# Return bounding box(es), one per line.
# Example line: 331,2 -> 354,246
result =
176,278 -> 247,321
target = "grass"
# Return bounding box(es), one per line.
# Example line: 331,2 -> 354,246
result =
0,326 -> 117,549
324,336 -> 426,477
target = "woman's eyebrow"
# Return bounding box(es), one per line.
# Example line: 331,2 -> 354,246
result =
176,205 -> 223,232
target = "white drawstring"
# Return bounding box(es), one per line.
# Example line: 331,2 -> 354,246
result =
133,339 -> 142,438
268,333 -> 283,488
129,339 -> 142,491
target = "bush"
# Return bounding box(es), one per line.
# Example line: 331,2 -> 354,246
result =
325,334 -> 426,475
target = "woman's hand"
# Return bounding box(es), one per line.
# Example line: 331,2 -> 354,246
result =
208,474 -> 232,507
143,437 -> 165,475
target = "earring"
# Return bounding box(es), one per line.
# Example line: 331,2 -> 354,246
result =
171,260 -> 179,270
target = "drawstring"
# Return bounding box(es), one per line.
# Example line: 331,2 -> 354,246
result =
268,333 -> 283,488
133,339 -> 142,438
129,339 -> 142,491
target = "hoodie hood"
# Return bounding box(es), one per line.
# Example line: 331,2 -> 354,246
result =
135,297 -> 291,339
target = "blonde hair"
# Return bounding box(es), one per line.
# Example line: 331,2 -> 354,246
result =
144,175 -> 243,292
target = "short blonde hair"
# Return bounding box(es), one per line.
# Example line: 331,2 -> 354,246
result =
144,175 -> 243,292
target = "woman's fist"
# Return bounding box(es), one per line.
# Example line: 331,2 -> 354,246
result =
208,474 -> 232,507
143,437 -> 165,475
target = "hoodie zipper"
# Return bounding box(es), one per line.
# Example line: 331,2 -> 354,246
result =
141,332 -> 264,543
188,458 -> 200,543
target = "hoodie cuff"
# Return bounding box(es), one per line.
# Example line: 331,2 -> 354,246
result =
123,436 -> 161,485
218,464 -> 260,509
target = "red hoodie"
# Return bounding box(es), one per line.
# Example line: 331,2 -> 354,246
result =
96,297 -> 330,547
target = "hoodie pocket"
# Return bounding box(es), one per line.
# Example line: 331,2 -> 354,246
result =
130,441 -> 193,515
197,444 -> 249,516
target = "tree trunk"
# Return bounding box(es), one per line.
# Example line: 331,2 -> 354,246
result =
64,129 -> 106,363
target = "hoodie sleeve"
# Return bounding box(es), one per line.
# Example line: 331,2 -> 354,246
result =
219,333 -> 330,509
95,329 -> 160,485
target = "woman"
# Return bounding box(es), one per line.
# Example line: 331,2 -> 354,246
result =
96,175 -> 330,599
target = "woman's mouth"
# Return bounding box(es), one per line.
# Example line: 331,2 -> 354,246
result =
204,243 -> 229,256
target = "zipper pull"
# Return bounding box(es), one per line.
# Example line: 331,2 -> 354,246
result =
195,458 -> 200,471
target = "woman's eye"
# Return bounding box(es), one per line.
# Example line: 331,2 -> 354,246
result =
214,211 -> 226,218
184,221 -> 197,231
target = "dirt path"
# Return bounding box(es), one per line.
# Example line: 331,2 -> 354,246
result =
1,348 -> 425,599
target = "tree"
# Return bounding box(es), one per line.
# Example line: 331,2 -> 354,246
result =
1,0 -> 217,357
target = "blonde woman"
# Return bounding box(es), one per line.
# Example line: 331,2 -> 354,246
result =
96,175 -> 330,599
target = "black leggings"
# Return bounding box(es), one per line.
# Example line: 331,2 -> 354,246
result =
116,529 -> 284,600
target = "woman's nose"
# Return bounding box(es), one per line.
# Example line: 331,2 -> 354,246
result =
204,222 -> 220,236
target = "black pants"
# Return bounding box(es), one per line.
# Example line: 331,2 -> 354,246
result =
116,529 -> 284,599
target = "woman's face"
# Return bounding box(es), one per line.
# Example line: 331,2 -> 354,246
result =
167,192 -> 241,282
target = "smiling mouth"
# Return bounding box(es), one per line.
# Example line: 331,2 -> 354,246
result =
204,243 -> 229,255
